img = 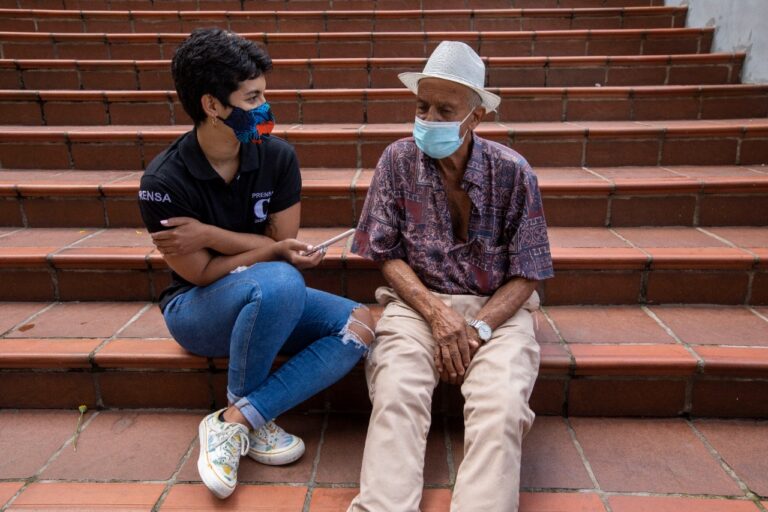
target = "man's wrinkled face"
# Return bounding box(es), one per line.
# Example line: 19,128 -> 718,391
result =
416,78 -> 476,123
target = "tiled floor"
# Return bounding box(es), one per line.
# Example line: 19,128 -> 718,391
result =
0,410 -> 766,511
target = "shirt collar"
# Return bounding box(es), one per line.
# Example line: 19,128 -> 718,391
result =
179,129 -> 261,181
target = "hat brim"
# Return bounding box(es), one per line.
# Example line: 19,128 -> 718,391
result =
398,71 -> 501,113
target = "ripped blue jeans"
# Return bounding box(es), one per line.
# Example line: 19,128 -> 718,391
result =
163,261 -> 368,429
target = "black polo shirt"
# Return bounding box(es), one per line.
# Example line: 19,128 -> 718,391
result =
138,129 -> 301,309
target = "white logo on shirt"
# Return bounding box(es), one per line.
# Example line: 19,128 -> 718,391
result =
252,191 -> 274,223
138,190 -> 172,203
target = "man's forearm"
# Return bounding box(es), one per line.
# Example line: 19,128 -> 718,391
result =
473,277 -> 539,331
381,259 -> 445,323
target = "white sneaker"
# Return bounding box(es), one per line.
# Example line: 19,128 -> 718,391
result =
247,421 -> 305,466
197,409 -> 250,499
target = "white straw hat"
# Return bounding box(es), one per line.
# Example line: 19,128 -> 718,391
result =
398,40 -> 501,113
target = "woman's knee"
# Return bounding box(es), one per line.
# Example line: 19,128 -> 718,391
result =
242,262 -> 306,305
342,306 -> 376,348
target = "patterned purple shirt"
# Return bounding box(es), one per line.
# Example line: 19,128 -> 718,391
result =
352,133 -> 554,296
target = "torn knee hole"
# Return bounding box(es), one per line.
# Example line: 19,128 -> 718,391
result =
341,307 -> 375,347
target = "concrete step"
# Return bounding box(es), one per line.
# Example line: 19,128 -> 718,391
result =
0,119 -> 765,170
3,85 -> 767,125
1,412 -> 766,510
0,6 -> 688,33
0,53 -> 745,90
2,166 -> 767,228
1,300 -> 767,417
0,0 -> 671,12
0,28 -> 714,60
0,226 -> 765,304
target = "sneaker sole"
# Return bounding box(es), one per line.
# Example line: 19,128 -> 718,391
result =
197,418 -> 236,499
248,438 -> 306,466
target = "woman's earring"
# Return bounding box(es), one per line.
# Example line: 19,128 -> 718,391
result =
212,116 -> 218,127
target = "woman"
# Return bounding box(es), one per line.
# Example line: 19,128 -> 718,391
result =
137,28 -> 374,499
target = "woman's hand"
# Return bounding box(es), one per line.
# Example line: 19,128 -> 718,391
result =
274,239 -> 326,269
152,217 -> 210,256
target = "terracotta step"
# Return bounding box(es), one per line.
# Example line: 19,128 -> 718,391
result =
0,28 -> 713,60
0,6 -> 688,33
1,300 -> 767,417
2,166 -> 767,228
3,84 -> 767,126
0,0 -> 671,12
0,53 -> 745,90
0,119 -> 766,170
0,226 -> 765,304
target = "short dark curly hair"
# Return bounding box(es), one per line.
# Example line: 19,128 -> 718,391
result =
172,28 -> 273,125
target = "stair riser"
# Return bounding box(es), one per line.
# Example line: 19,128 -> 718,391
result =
2,190 -> 767,228
0,0 -> 671,12
0,264 -> 764,305
0,10 -> 687,34
0,368 -> 765,418
0,30 -> 712,60
1,129 -> 765,170
0,56 -> 744,90
3,88 -> 766,125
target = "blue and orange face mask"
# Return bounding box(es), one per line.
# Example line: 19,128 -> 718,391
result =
219,102 -> 275,144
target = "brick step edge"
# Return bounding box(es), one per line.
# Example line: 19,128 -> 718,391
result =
2,166 -> 768,228
3,84 -> 767,126
1,337 -> 766,417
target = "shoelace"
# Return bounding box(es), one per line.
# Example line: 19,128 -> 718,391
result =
211,422 -> 250,467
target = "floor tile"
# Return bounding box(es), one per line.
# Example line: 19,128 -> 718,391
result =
0,482 -> 23,507
0,410 -> 81,479
8,302 -> 145,338
534,310 -> 560,343
0,228 -> 93,248
570,418 -> 741,495
41,411 -> 199,481
315,413 -> 449,485
519,492 -> 606,511
160,483 -> 307,511
548,227 -> 629,248
118,305 -> 171,338
70,228 -> 152,247
9,482 -> 164,511
520,417 -> 593,489
695,420 -> 768,497
546,306 -> 675,344
706,227 -> 768,249
176,414 -> 323,484
650,306 -> 768,346
0,302 -> 49,335
614,227 -> 728,248
309,488 -> 452,511
608,495 -> 759,511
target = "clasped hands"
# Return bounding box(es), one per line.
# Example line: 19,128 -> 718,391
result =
151,217 -> 325,269
429,304 -> 482,385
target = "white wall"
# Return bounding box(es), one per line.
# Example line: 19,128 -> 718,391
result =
665,0 -> 768,83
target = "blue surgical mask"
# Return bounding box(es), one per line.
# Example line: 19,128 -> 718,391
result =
413,109 -> 474,159
219,102 -> 275,144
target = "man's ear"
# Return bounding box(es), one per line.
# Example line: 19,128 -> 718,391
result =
469,106 -> 486,130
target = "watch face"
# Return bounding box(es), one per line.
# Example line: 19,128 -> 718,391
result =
476,321 -> 492,341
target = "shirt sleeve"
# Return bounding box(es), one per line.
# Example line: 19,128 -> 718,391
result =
506,162 -> 554,281
137,174 -> 199,233
268,146 -> 302,214
351,144 -> 407,261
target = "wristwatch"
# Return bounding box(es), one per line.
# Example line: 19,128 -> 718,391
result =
467,319 -> 492,343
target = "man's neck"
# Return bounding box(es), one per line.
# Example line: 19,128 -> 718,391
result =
196,122 -> 241,182
436,132 -> 473,183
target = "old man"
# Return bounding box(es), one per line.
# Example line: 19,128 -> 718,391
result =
348,41 -> 554,512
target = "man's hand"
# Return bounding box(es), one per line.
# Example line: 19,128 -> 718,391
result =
437,324 -> 482,385
275,239 -> 325,270
429,304 -> 471,384
152,217 -> 210,256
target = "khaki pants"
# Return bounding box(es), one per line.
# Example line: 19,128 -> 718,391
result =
348,287 -> 541,512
